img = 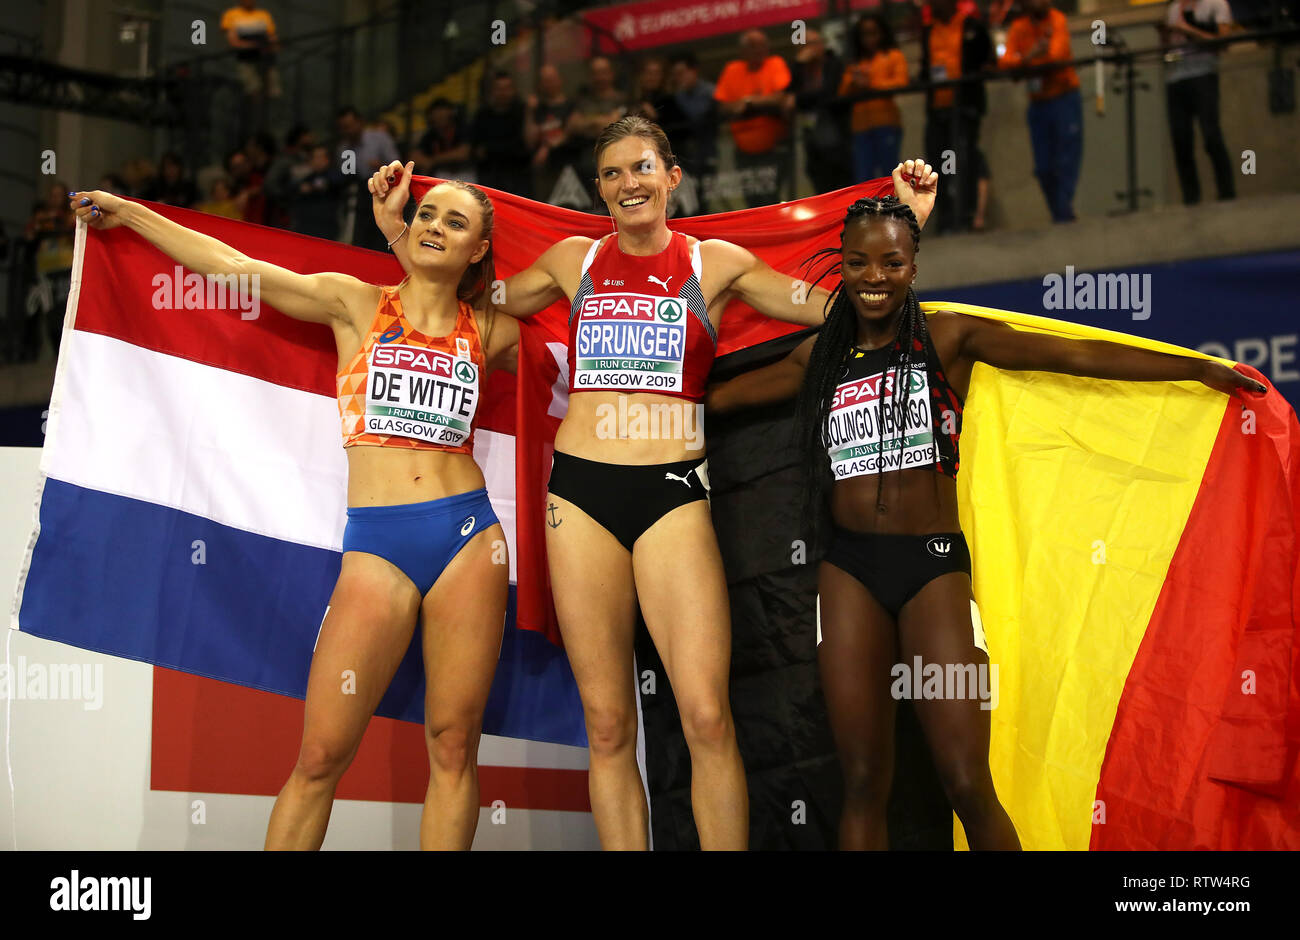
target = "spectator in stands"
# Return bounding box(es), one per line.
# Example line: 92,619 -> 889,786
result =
245,132 -> 275,176
287,145 -> 344,240
921,0 -> 996,233
415,98 -> 473,181
194,176 -> 242,220
470,71 -> 530,197
1000,0 -> 1082,223
972,146 -> 992,230
263,125 -> 314,227
789,27 -> 851,195
336,105 -> 401,179
228,144 -> 265,224
121,158 -> 159,200
23,180 -> 76,357
568,56 -> 629,198
919,0 -> 982,26
1159,0 -> 1237,205
221,0 -> 282,99
335,105 -> 400,250
715,29 -> 793,207
633,58 -> 688,137
526,65 -> 576,204
154,152 -> 198,209
840,15 -> 908,185
986,0 -> 1016,28
670,52 -> 719,208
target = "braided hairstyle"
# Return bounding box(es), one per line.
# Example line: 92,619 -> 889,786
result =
793,195 -> 944,538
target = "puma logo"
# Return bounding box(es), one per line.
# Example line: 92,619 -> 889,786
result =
664,471 -> 693,488
647,274 -> 674,291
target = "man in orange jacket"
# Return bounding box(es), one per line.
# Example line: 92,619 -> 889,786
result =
1000,0 -> 1082,223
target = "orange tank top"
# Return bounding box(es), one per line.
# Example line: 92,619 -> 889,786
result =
337,283 -> 485,454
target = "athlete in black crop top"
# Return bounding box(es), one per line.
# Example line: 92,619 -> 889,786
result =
707,195 -> 1263,850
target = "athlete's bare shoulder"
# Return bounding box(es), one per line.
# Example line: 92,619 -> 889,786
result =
792,332 -> 818,366
545,234 -> 599,264
697,238 -> 757,301
924,308 -> 965,336
698,237 -> 753,272
922,308 -> 979,369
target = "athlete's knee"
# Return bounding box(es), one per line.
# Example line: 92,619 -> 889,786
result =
584,705 -> 638,758
935,759 -> 997,821
294,737 -> 354,785
678,697 -> 732,752
840,756 -> 892,810
426,720 -> 478,776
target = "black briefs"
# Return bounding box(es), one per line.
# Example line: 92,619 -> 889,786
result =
547,451 -> 709,552
823,528 -> 971,617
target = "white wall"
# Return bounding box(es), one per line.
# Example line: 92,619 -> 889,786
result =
1,446 -> 600,850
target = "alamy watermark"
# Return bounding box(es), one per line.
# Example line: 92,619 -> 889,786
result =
1042,266 -> 1151,321
890,656 -> 998,710
151,264 -> 260,320
594,397 -> 704,450
0,657 -> 103,710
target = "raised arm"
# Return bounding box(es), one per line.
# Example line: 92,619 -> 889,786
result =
956,312 -> 1266,395
706,333 -> 814,414
478,304 -> 520,375
891,157 -> 937,232
70,190 -> 372,328
371,160 -> 415,275
369,162 -> 584,320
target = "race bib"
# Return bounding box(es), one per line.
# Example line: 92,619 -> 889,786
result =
364,344 -> 478,446
826,365 -> 936,478
572,292 -> 687,394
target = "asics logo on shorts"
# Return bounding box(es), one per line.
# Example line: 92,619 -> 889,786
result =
647,274 -> 674,291
664,471 -> 693,488
460,516 -> 476,536
926,536 -> 952,557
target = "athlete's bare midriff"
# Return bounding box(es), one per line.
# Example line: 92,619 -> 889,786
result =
345,445 -> 487,507
555,390 -> 707,464
831,470 -> 963,535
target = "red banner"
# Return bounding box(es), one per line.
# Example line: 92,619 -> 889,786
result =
583,0 -> 828,51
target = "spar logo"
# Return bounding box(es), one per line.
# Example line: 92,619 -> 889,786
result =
453,360 -> 475,383
658,299 -> 683,323
831,369 -> 924,409
582,294 -> 656,321
372,345 -> 453,377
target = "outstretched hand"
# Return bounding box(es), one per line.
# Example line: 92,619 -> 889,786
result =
1200,361 -> 1268,397
68,190 -> 128,230
892,158 -> 938,229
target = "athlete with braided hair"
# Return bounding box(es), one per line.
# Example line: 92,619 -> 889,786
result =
707,195 -> 1263,850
